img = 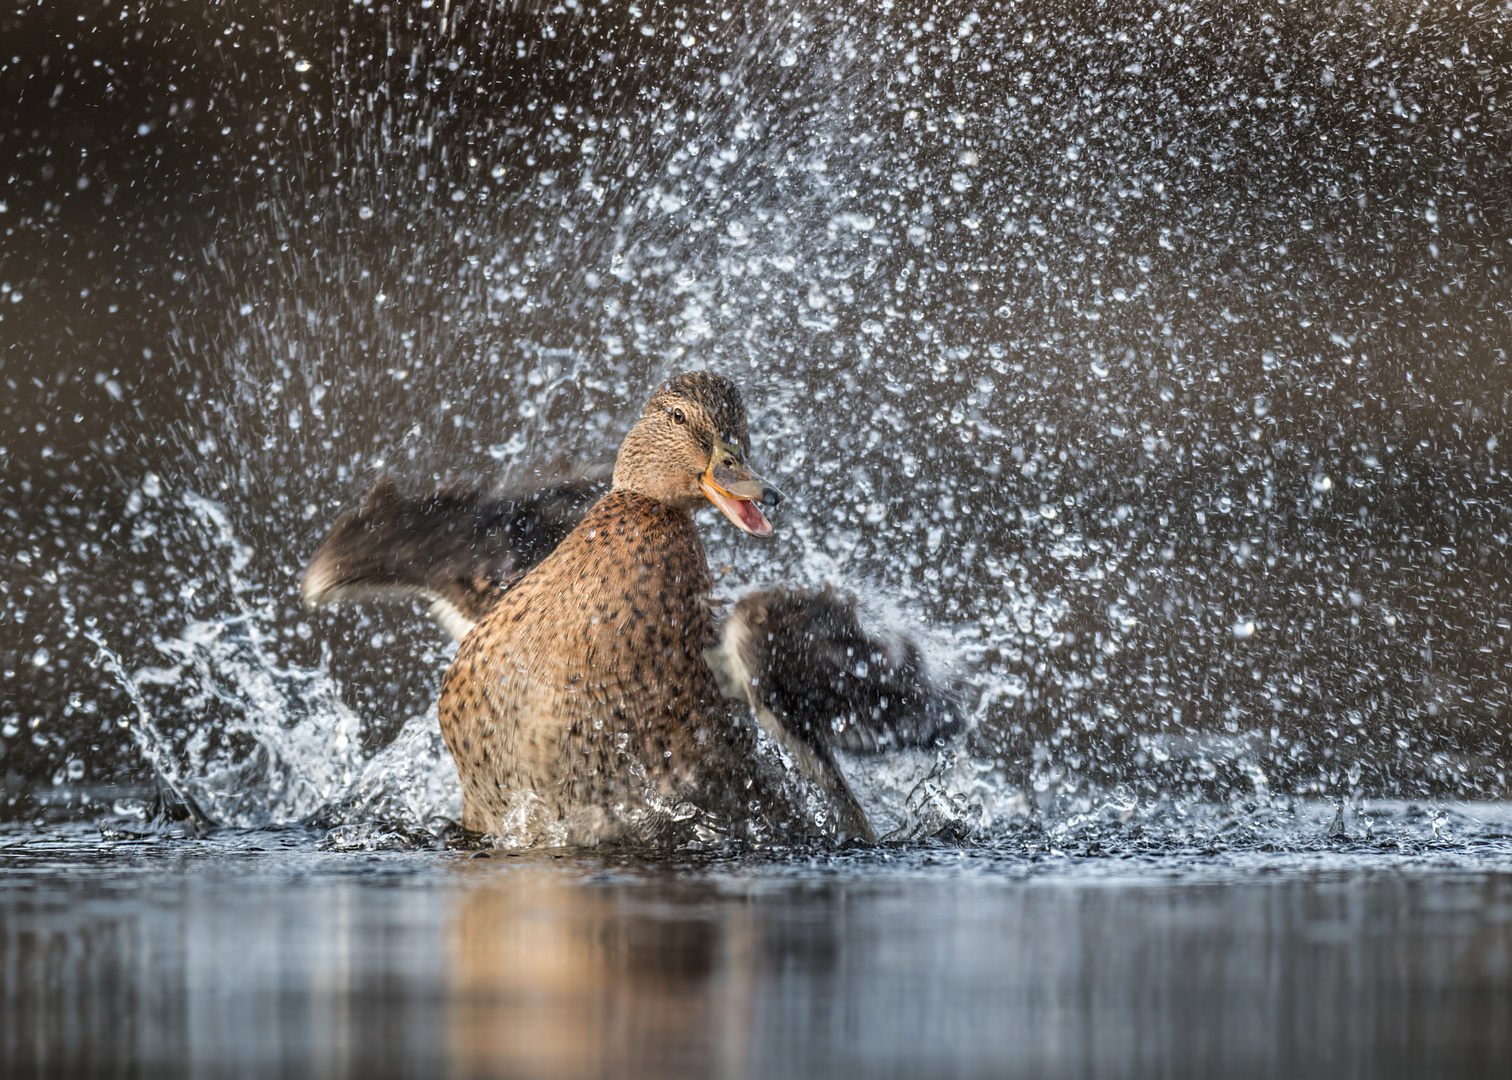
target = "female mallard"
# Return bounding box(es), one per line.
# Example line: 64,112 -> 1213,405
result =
304,372 -> 960,847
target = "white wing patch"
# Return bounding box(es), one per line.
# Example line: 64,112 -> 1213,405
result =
427,597 -> 478,643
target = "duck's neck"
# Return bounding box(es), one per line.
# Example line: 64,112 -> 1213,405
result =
566,489 -> 714,605
594,488 -> 691,523
610,425 -> 706,509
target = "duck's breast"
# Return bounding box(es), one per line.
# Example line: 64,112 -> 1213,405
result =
438,491 -> 731,820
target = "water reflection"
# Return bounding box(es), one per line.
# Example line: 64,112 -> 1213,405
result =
2,839 -> 1511,1077
445,865 -> 751,1077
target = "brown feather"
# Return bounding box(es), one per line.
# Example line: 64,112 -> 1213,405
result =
305,374 -> 959,848
301,469 -> 608,637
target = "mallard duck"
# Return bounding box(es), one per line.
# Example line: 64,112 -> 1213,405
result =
303,371 -> 960,847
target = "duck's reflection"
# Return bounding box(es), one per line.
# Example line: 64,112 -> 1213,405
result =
443,859 -> 754,1078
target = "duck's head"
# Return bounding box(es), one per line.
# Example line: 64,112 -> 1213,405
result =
612,371 -> 784,538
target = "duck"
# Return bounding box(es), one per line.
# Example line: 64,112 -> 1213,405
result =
302,371 -> 960,848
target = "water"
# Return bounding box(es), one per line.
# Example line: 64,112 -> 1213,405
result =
3,0 -> 1512,1070
4,818 -> 1512,1078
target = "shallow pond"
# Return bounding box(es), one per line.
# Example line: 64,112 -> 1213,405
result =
5,808 -> 1512,1078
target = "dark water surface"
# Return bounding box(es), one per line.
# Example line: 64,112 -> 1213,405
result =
4,817 -> 1512,1079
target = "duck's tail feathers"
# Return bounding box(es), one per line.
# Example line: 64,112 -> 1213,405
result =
301,469 -> 608,640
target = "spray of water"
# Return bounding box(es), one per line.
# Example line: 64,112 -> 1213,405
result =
4,2 -> 1508,838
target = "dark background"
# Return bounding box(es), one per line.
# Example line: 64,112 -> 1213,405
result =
3,0 -> 1510,822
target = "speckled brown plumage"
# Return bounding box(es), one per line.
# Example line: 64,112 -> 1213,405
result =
437,490 -> 760,845
435,373 -> 783,847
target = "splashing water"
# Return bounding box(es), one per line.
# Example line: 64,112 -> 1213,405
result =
3,1 -> 1509,837
82,493 -> 369,826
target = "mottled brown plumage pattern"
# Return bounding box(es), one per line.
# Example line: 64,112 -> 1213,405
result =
657,370 -> 749,449
438,490 -> 758,845
436,373 -> 780,847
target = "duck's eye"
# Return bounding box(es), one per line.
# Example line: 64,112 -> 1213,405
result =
671,408 -> 687,425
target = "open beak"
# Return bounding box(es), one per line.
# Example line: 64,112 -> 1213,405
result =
700,439 -> 784,539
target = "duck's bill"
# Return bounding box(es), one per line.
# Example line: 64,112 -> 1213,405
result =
701,440 -> 784,538
702,477 -> 774,538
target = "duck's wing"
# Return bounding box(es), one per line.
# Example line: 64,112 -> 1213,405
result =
712,585 -> 964,750
301,470 -> 608,640
707,585 -> 964,844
